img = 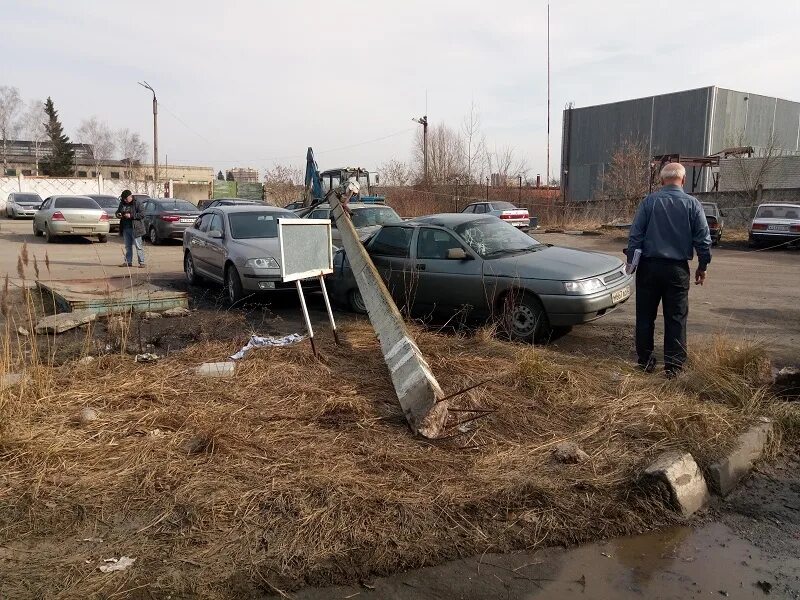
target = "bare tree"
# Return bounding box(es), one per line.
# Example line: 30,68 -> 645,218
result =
413,123 -> 464,184
0,86 -> 22,173
263,163 -> 303,206
117,128 -> 147,178
461,101 -> 486,184
76,117 -> 115,173
598,138 -> 651,215
723,130 -> 786,213
20,99 -> 47,175
490,145 -> 529,186
378,158 -> 412,186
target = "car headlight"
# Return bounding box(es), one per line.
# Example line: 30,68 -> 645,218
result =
245,257 -> 279,269
564,278 -> 604,294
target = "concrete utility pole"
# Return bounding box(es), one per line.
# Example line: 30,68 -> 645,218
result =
138,81 -> 158,186
546,3 -> 551,186
413,115 -> 428,182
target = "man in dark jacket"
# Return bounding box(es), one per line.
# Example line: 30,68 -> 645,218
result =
626,162 -> 711,376
116,190 -> 146,268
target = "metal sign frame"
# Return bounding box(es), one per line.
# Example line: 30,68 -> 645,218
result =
277,218 -> 334,283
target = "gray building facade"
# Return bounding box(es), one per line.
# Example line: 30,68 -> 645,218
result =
561,86 -> 800,201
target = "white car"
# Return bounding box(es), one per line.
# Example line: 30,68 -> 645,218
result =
6,192 -> 43,219
749,203 -> 800,248
461,201 -> 532,229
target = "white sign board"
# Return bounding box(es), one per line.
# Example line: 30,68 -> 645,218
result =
277,218 -> 334,283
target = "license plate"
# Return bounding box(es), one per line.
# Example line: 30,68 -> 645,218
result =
180,218 -> 194,224
612,286 -> 631,303
767,225 -> 789,231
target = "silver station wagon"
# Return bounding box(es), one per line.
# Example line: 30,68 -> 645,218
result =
330,214 -> 633,342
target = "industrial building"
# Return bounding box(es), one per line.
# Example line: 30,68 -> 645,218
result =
561,86 -> 800,201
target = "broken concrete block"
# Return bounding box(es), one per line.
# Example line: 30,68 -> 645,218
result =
77,407 -> 98,425
142,311 -> 162,320
552,441 -> 590,464
195,362 -> 235,377
35,309 -> 97,334
163,307 -> 190,318
78,356 -> 96,365
17,326 -> 30,337
708,421 -> 774,496
644,451 -> 709,517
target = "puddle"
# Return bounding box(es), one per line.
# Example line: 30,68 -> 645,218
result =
294,522 -> 800,599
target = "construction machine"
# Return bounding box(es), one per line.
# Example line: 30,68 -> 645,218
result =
303,147 -> 384,208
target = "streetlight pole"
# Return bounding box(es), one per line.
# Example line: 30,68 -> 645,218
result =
138,81 -> 158,187
412,115 -> 428,183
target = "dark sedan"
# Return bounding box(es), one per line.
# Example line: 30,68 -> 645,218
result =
141,198 -> 201,244
330,214 -> 633,342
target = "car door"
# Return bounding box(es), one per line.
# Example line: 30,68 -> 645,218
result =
187,213 -> 216,278
141,201 -> 156,235
35,197 -> 52,230
203,212 -> 227,281
365,225 -> 416,310
412,226 -> 486,315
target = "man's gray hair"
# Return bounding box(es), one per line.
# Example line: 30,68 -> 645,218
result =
660,162 -> 686,182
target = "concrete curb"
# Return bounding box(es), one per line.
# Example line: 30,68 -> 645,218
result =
708,419 -> 774,496
643,451 -> 710,517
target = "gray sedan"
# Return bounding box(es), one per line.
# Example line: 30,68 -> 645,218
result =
183,205 -> 298,304
329,214 -> 632,342
304,202 -> 402,248
33,195 -> 110,243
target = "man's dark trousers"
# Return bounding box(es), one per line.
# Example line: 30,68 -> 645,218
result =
635,258 -> 690,372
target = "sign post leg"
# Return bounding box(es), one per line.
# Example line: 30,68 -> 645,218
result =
319,274 -> 341,345
295,279 -> 316,356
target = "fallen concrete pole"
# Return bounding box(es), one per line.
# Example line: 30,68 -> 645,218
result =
329,186 -> 448,438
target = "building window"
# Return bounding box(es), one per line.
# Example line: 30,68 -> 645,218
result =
4,168 -> 17,176
91,171 -> 98,178
78,170 -> 88,178
145,175 -> 153,181
110,171 -> 120,179
21,170 -> 32,176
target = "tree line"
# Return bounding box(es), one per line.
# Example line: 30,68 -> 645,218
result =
0,85 -> 148,177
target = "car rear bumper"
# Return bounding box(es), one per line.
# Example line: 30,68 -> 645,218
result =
504,218 -> 531,228
539,277 -> 633,326
750,231 -> 800,245
159,223 -> 195,239
50,222 -> 111,236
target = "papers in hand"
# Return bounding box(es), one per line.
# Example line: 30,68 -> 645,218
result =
625,249 -> 642,275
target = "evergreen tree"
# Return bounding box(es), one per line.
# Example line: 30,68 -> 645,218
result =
225,171 -> 235,181
217,170 -> 224,180
41,97 -> 75,176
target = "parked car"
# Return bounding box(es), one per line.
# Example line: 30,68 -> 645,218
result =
329,214 -> 632,342
33,195 -> 110,243
304,202 -> 403,248
87,194 -> 122,231
203,198 -> 265,209
701,202 -> 724,245
749,203 -> 800,248
141,198 -> 201,244
183,205 -> 298,304
461,201 -> 532,229
5,192 -> 43,219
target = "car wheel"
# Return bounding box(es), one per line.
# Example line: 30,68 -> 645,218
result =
44,225 -> 55,243
33,221 -> 43,237
503,292 -> 551,343
748,236 -> 760,249
225,264 -> 244,305
349,288 -> 367,314
184,252 -> 201,285
149,226 -> 160,245
98,234 -> 108,243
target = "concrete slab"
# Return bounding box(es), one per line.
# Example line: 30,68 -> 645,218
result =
644,451 -> 710,517
36,278 -> 188,316
35,309 -> 98,334
708,420 -> 774,496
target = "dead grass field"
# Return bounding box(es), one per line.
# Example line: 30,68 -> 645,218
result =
1,317 -> 797,599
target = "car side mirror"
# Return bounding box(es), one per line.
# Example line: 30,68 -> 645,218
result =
209,230 -> 223,239
447,248 -> 469,260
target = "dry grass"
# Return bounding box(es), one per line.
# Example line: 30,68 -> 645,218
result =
0,322 -> 796,599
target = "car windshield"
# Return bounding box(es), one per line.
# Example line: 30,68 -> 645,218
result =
54,197 -> 100,209
92,197 -> 120,209
351,207 -> 401,228
228,211 -> 285,239
492,202 -> 517,210
702,203 -> 717,217
14,194 -> 41,204
454,217 -> 543,258
755,205 -> 800,219
157,200 -> 198,212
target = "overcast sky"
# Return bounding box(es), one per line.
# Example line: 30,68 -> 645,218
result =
3,0 -> 799,177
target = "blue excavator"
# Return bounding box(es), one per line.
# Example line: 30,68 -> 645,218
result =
301,147 -> 384,209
